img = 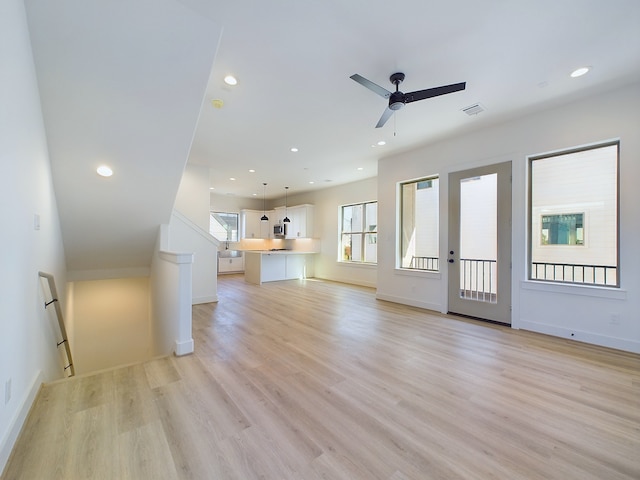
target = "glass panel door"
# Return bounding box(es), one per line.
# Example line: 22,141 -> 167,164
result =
448,162 -> 512,324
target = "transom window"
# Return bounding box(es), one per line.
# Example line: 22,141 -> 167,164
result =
340,202 -> 377,263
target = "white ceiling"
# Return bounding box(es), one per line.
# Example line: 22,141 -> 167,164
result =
188,0 -> 640,199
23,0 -> 640,272
25,0 -> 222,272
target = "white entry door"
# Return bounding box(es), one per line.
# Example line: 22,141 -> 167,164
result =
448,162 -> 512,324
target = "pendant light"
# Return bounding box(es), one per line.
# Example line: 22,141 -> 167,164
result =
260,183 -> 269,221
283,186 -> 291,223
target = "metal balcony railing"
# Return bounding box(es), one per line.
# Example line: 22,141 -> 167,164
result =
460,258 -> 497,303
531,262 -> 617,286
409,256 -> 439,271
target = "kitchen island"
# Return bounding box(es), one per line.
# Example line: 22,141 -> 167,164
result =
244,250 -> 316,285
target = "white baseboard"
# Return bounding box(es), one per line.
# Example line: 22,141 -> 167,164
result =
174,338 -> 194,356
375,292 -> 441,313
0,371 -> 43,474
192,295 -> 218,305
519,319 -> 640,354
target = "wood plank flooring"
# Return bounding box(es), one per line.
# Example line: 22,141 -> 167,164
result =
3,275 -> 639,479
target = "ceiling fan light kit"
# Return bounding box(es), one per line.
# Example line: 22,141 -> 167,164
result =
350,72 -> 467,128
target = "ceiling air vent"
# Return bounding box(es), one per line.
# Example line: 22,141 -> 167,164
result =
462,103 -> 485,116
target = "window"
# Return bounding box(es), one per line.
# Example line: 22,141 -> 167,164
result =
399,176 -> 439,271
529,142 -> 618,286
340,202 -> 377,263
209,211 -> 239,242
541,213 -> 584,245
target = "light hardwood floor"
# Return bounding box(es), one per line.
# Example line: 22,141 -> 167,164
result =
3,275 -> 639,479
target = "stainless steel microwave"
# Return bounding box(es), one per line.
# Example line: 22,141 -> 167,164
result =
274,223 -> 287,237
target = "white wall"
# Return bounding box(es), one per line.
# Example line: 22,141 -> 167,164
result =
150,228 -> 194,357
169,211 -> 218,304
0,0 -> 68,470
173,164 -> 219,303
302,177 -> 378,288
210,190 -> 263,214
175,164 -> 211,232
377,81 -> 640,353
71,278 -> 151,375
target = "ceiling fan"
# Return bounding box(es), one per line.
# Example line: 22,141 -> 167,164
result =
350,72 -> 466,128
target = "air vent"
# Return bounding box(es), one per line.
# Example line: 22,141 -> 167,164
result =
462,103 -> 485,116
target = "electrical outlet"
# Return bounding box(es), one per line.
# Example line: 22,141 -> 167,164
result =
5,378 -> 11,405
33,214 -> 40,230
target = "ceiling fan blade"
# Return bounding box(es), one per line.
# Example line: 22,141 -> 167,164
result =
350,74 -> 392,99
404,82 -> 466,103
375,107 -> 395,128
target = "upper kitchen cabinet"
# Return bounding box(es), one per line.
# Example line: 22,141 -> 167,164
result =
241,209 -> 273,239
286,204 -> 314,239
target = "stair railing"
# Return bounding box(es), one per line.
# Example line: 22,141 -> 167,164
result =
38,272 -> 75,377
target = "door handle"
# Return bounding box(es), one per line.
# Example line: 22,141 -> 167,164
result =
448,259 -> 454,263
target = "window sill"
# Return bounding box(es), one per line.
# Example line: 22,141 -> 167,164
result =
521,280 -> 626,300
395,268 -> 441,279
336,261 -> 377,269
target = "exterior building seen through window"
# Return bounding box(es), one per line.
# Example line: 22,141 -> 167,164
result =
340,202 -> 377,263
399,176 -> 439,271
530,142 -> 618,286
209,212 -> 239,242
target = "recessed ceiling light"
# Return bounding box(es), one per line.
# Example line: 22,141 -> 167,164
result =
377,140 -> 386,146
229,177 -> 236,181
357,167 -> 364,171
96,165 -> 113,177
209,187 -> 215,190
290,147 -> 299,152
249,169 -> 255,173
309,181 -> 315,184
570,67 -> 590,78
252,193 -> 257,196
224,75 -> 238,86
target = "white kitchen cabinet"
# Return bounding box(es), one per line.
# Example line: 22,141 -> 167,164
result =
273,206 -> 286,224
244,251 -> 315,284
260,254 -> 286,282
285,253 -> 307,279
218,256 -> 244,273
241,209 -> 273,239
286,204 -> 314,238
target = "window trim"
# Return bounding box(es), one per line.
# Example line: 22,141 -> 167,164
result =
527,139 -> 620,288
338,200 -> 378,264
398,174 -> 440,272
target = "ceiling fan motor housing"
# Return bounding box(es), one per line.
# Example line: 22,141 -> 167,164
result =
389,91 -> 406,110
389,72 -> 406,110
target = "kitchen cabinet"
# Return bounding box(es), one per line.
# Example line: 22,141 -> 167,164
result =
244,251 -> 315,285
286,204 -> 314,238
260,254 -> 286,282
272,204 -> 314,238
241,209 -> 273,239
218,256 -> 244,274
